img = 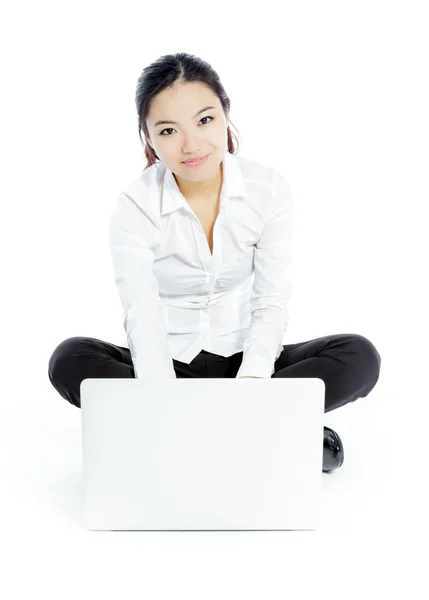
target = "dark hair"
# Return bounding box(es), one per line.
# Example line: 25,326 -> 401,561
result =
135,52 -> 240,170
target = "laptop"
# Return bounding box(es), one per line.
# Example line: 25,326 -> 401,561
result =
80,377 -> 325,531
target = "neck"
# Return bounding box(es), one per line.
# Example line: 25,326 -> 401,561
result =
174,163 -> 223,204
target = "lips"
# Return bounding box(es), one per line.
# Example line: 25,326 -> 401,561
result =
182,154 -> 209,166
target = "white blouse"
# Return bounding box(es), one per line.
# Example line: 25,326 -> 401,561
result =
108,150 -> 293,379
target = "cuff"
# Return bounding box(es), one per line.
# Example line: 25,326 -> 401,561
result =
235,354 -> 275,379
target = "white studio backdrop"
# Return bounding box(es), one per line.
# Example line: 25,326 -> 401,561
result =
1,0 -> 428,599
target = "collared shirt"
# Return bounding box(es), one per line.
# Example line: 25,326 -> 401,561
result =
108,151 -> 293,379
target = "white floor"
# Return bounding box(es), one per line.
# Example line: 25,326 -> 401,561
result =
2,373 -> 427,599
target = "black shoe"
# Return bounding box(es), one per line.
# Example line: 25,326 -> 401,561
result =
323,426 -> 344,472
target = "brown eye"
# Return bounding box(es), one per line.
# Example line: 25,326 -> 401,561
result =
160,116 -> 214,136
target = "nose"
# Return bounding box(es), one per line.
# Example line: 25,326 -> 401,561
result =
182,132 -> 204,154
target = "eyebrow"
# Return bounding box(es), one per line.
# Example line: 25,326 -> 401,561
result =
154,106 -> 216,128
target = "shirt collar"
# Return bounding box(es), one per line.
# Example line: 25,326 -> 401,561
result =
158,151 -> 247,216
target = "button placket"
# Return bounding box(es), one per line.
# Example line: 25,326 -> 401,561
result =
187,203 -> 220,306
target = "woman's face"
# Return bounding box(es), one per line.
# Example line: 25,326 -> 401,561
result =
146,81 -> 229,180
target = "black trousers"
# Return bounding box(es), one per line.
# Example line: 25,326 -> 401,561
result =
48,332 -> 381,413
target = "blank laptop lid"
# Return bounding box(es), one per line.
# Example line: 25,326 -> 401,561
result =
80,377 -> 325,531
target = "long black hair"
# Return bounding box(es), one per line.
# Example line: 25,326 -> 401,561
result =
135,52 -> 241,170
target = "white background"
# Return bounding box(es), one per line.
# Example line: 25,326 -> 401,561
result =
1,0 -> 428,598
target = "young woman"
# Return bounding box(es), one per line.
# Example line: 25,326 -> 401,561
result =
48,52 -> 381,473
